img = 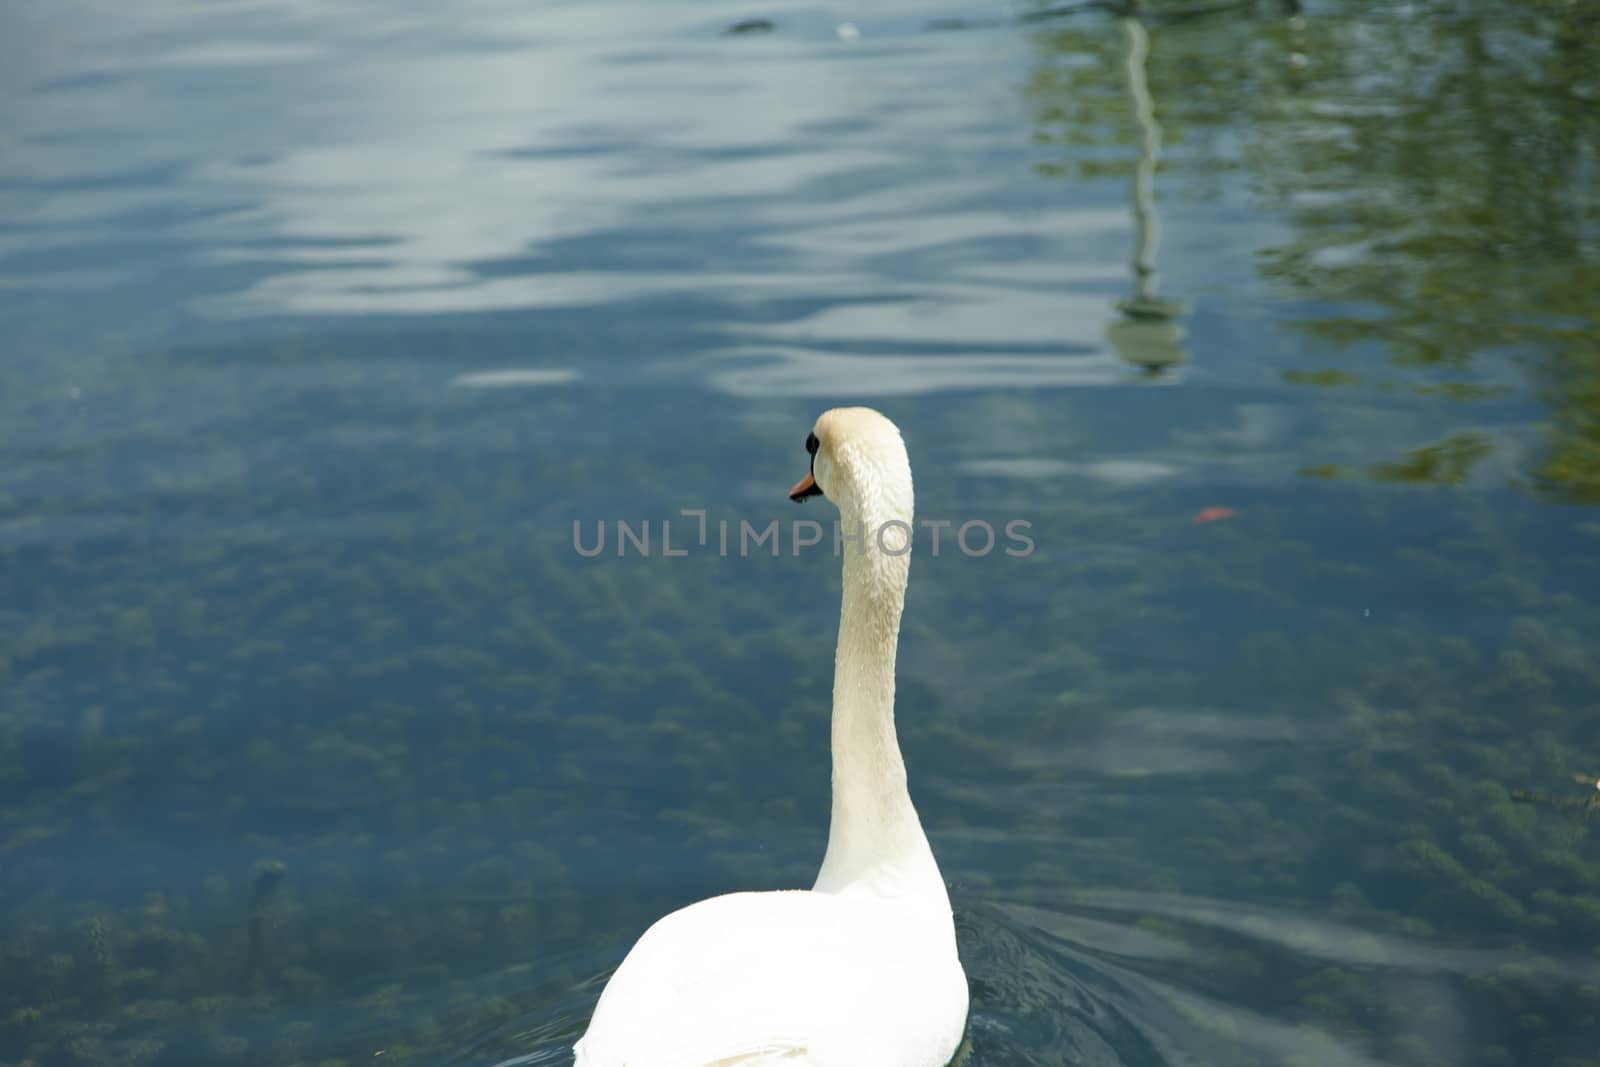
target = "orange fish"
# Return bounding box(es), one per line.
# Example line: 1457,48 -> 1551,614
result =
1192,506 -> 1237,525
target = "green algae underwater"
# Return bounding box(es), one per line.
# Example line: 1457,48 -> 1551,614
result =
4,0 -> 1600,1064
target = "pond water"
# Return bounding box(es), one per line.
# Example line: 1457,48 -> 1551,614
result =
3,0 -> 1599,1065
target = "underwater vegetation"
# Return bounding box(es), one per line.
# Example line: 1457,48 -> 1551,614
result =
3,368 -> 1600,1065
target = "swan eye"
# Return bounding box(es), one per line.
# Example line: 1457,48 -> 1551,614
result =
805,433 -> 819,457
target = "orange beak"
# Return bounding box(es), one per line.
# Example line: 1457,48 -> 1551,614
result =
789,471 -> 822,502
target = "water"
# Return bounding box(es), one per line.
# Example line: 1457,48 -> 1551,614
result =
2,0 -> 1598,1064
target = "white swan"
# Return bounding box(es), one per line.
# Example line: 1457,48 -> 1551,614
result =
573,407 -> 968,1067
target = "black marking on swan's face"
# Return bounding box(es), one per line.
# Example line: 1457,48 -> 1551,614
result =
790,431 -> 825,501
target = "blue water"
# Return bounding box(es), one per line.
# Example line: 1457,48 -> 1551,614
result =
3,1 -> 1599,1065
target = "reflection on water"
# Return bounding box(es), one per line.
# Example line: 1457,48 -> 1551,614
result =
1245,1 -> 1599,496
1105,16 -> 1189,380
2,0 -> 1600,1066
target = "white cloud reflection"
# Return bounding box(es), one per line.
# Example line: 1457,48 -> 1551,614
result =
960,457 -> 1179,485
448,368 -> 578,389
1055,889 -> 1600,984
692,345 -> 1126,398
2,0 -> 1143,398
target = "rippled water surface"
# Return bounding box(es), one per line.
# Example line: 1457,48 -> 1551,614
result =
3,1 -> 1600,1065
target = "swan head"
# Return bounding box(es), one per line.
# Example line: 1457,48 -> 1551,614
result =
788,407 -> 913,527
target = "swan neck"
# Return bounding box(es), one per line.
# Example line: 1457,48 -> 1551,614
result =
814,494 -> 942,899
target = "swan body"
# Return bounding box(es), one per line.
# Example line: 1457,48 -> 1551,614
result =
574,408 -> 967,1067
